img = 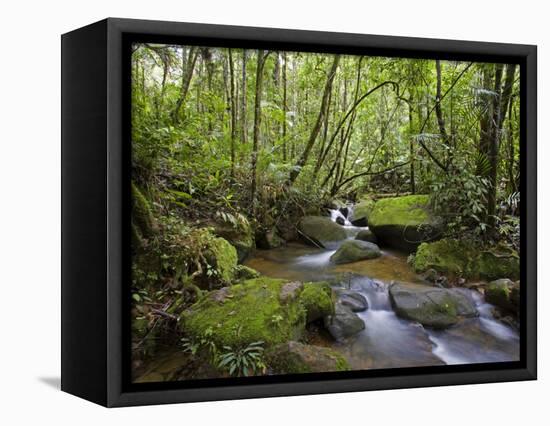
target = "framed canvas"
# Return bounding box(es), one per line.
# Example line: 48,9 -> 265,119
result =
61,18 -> 537,407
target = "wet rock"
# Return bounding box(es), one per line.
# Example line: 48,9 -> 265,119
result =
267,341 -> 350,373
298,216 -> 347,248
355,229 -> 378,244
368,195 -> 442,252
324,303 -> 366,341
389,282 -> 477,329
336,289 -> 368,312
336,216 -> 346,226
330,240 -> 382,264
339,206 -> 350,218
485,279 -> 519,315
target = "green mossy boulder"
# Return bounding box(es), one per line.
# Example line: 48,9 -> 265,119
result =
368,195 -> 441,252
389,282 -> 477,329
413,238 -> 520,280
299,282 -> 334,323
485,279 -> 519,314
267,341 -> 350,374
180,278 -> 306,348
234,264 -> 261,281
355,229 -> 377,244
298,216 -> 347,248
212,220 -> 255,263
351,197 -> 375,226
330,240 -> 382,264
203,237 -> 238,287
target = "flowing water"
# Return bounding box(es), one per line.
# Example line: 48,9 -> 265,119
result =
245,206 -> 519,370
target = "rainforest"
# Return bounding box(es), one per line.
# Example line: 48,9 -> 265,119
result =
130,43 -> 521,382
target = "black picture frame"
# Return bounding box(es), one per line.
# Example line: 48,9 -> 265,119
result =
61,17 -> 537,407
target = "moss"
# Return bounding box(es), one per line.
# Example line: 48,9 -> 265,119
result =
413,239 -> 470,276
266,341 -> 350,374
369,195 -> 430,228
413,238 -> 519,280
205,237 -> 238,285
298,216 -> 347,246
181,277 -> 306,348
234,264 -> 261,280
299,282 -> 334,323
131,181 -> 154,238
353,197 -> 375,221
212,220 -> 255,263
330,240 -> 381,264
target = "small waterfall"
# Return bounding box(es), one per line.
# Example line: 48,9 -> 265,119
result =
329,208 -> 352,226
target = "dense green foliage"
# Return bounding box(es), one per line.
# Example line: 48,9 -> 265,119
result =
129,42 -> 521,380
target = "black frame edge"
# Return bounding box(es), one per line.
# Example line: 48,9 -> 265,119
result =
61,19 -> 109,406
59,17 -> 537,407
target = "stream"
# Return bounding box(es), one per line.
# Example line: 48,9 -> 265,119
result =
245,206 -> 519,370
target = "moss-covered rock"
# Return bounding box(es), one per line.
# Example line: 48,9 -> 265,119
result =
413,238 -> 520,280
330,240 -> 381,264
298,216 -> 347,248
299,282 -> 334,323
180,278 -> 306,348
351,197 -> 375,226
203,237 -> 238,287
212,220 -> 255,263
389,282 -> 477,328
355,229 -> 377,244
131,181 -> 155,240
267,341 -> 350,374
368,195 -> 441,252
234,264 -> 261,280
485,279 -> 519,314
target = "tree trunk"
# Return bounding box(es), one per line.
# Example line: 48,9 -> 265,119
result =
228,49 -> 237,179
435,60 -> 450,166
172,47 -> 198,124
288,55 -> 340,184
241,49 -> 248,144
282,52 -> 288,162
250,51 -> 268,210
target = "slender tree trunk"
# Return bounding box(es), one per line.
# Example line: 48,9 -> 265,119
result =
282,52 -> 288,162
409,101 -> 416,194
241,50 -> 248,144
435,60 -> 451,166
288,55 -> 340,184
172,47 -> 199,124
250,51 -> 268,210
228,49 -> 237,179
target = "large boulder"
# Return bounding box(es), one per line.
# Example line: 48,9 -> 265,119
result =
330,240 -> 381,264
324,303 -> 366,341
350,197 -> 375,226
485,279 -> 519,315
355,229 -> 378,244
212,219 -> 255,263
413,238 -> 520,280
298,216 -> 346,248
389,282 -> 477,328
299,282 -> 334,323
202,237 -> 239,288
267,341 -> 350,374
368,195 -> 442,252
180,278 -> 306,348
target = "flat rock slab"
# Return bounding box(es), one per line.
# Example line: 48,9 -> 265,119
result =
389,282 -> 477,329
